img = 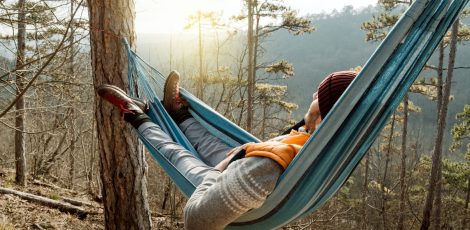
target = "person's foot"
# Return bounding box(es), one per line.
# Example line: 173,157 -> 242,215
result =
163,71 -> 188,115
163,71 -> 192,124
97,84 -> 148,114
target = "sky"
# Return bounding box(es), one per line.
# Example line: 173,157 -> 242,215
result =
135,0 -> 377,34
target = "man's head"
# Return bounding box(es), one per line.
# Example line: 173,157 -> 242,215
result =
304,71 -> 357,132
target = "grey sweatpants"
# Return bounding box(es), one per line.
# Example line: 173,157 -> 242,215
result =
137,118 -> 231,185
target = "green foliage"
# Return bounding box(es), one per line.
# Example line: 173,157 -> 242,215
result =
442,158 -> 469,191
48,192 -> 60,201
252,0 -> 314,36
264,60 -> 294,78
361,1 -> 405,42
457,26 -> 470,42
256,83 -> 297,111
278,10 -> 314,36
409,77 -> 449,102
0,222 -> 15,230
450,105 -> 470,154
378,0 -> 406,10
362,13 -> 400,41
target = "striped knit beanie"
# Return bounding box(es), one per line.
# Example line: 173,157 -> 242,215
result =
317,71 -> 357,119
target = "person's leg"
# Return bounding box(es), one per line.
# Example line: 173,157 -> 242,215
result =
137,121 -> 220,186
164,71 -> 233,167
178,118 -> 233,167
97,84 -> 219,186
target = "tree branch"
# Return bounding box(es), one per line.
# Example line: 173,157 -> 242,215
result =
0,0 -> 84,119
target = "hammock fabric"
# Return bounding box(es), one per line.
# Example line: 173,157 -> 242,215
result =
124,0 -> 468,228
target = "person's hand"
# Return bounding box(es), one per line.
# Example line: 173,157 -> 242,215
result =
225,144 -> 247,157
214,143 -> 252,172
304,97 -> 321,133
304,116 -> 322,134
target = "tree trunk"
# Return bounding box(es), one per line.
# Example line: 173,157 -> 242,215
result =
433,19 -> 458,230
462,173 -> 470,230
420,38 -> 445,230
436,42 -> 444,119
87,116 -> 97,196
261,98 -> 267,140
382,113 -> 396,230
88,0 -> 151,229
161,177 -> 171,210
252,4 -> 261,136
15,0 -> 27,186
398,94 -> 408,230
362,152 -> 370,230
196,12 -> 204,99
68,0 -> 76,190
421,20 -> 459,230
246,0 -> 254,132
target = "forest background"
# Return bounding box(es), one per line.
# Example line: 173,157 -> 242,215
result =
0,1 -> 469,229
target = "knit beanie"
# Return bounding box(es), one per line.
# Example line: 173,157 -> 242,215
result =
317,71 -> 357,119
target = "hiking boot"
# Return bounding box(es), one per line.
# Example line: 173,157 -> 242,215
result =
163,71 -> 188,114
97,84 -> 148,114
163,71 -> 191,123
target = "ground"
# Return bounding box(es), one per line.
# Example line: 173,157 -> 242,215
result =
0,170 -> 183,230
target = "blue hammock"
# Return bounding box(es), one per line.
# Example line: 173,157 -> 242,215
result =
125,0 -> 468,228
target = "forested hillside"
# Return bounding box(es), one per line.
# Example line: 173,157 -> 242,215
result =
137,6 -> 469,148
265,6 -> 470,148
1,1 -> 469,229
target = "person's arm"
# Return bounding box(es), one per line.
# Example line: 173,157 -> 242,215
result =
213,143 -> 249,172
184,157 -> 282,230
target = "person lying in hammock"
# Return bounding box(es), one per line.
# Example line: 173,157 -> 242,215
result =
97,70 -> 356,230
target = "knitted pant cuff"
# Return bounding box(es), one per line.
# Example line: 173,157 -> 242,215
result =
124,113 -> 152,129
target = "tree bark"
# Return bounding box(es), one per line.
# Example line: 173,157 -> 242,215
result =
362,152 -> 370,230
15,0 -> 27,186
382,113 -> 396,230
68,0 -> 76,190
88,0 -> 152,229
197,12 -> 204,99
261,98 -> 267,140
462,173 -> 470,230
421,20 -> 459,230
253,3 -> 261,136
161,177 -> 171,210
436,42 -> 444,118
433,19 -> 458,230
398,94 -> 408,230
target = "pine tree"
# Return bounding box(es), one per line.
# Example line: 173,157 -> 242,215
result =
185,11 -> 221,99
236,0 -> 314,136
450,105 -> 470,229
363,2 -> 470,229
88,0 -> 152,228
